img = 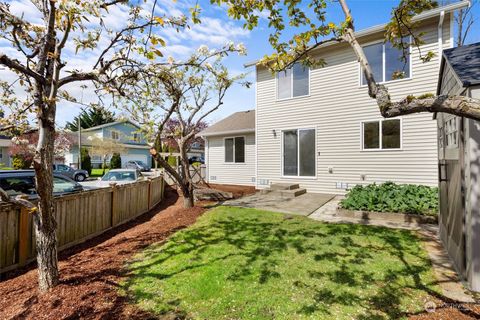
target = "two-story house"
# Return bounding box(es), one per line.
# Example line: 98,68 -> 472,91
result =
201,1 -> 469,192
65,120 -> 152,169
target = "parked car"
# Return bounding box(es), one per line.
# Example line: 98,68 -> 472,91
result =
0,170 -> 84,200
125,160 -> 151,172
188,156 -> 205,164
53,164 -> 89,182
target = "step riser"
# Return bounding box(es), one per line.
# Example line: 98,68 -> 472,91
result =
268,188 -> 307,198
270,183 -> 300,191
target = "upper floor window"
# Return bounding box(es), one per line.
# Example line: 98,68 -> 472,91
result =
362,119 -> 401,150
111,131 -> 119,140
277,63 -> 309,99
225,137 -> 245,163
133,133 -> 140,142
361,40 -> 410,86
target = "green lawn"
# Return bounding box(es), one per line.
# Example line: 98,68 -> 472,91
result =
90,168 -> 109,177
125,206 -> 439,320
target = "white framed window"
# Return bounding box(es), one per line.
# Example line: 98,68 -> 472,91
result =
133,133 -> 140,142
111,131 -> 119,140
444,116 -> 458,149
362,119 -> 402,150
225,136 -> 245,163
277,63 -> 309,100
361,39 -> 411,86
282,128 -> 316,177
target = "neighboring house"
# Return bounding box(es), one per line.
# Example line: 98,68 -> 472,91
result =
200,110 -> 255,186
202,2 -> 467,190
65,120 -> 152,168
437,42 -> 480,292
0,135 -> 12,167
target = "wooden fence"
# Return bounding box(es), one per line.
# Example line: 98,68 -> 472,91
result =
0,175 -> 165,274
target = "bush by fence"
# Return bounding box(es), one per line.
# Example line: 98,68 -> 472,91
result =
0,175 -> 164,274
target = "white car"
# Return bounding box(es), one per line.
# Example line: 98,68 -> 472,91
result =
81,169 -> 144,189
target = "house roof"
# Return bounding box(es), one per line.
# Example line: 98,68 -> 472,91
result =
199,110 -> 255,137
243,0 -> 470,68
442,42 -> 480,87
81,119 -> 140,132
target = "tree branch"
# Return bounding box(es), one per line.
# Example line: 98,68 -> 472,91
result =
0,53 -> 45,83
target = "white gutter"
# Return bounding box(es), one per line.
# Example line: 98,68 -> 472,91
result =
438,10 -> 445,67
244,0 -> 470,68
200,128 -> 255,137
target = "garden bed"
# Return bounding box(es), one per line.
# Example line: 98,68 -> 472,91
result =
340,182 -> 439,217
336,207 -> 438,224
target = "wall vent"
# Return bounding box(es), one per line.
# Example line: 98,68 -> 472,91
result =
210,176 -> 217,181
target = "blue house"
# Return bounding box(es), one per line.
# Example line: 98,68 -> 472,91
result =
65,120 -> 152,169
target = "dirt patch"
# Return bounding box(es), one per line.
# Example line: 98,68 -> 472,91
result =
0,186 -> 204,320
200,183 -> 256,199
409,301 -> 480,319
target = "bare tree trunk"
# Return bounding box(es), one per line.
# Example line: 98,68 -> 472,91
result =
179,141 -> 195,208
33,104 -> 59,291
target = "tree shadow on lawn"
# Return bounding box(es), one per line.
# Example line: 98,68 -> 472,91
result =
123,207 -> 475,319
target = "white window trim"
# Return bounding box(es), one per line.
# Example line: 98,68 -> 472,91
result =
276,65 -> 311,101
360,118 -> 403,151
280,127 -> 317,179
358,37 -> 413,87
224,136 -> 246,164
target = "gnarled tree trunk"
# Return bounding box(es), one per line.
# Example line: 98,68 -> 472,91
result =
33,104 -> 59,291
179,140 -> 195,208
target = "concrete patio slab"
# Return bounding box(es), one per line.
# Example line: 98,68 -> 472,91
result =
223,192 -> 335,216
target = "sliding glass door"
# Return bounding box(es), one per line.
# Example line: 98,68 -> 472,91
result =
283,129 -> 315,177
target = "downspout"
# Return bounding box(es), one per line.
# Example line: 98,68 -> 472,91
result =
438,10 -> 445,67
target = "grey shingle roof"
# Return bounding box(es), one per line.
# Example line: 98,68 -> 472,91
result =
443,42 -> 480,87
200,110 -> 255,136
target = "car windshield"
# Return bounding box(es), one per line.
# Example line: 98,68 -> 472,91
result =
135,161 -> 146,166
101,171 -> 136,181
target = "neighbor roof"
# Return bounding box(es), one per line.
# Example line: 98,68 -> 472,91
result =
81,119 -> 140,132
243,0 -> 470,68
442,42 -> 480,87
199,110 -> 255,137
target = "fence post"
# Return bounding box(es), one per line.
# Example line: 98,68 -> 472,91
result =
110,182 -> 117,227
18,205 -> 30,266
147,178 -> 152,210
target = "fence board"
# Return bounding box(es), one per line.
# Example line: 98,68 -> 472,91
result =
0,176 -> 164,274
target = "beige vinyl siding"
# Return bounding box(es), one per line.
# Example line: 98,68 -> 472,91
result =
206,133 -> 256,186
256,16 -> 451,194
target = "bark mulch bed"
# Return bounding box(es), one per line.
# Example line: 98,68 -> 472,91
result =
0,184 -> 478,320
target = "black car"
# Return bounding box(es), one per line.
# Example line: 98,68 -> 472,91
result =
0,170 -> 84,199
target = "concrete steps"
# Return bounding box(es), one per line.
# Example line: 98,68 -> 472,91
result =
261,183 -> 307,199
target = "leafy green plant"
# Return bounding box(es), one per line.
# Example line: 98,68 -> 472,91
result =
340,182 -> 438,216
12,155 -> 32,169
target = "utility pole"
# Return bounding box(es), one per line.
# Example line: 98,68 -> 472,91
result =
78,117 -> 82,170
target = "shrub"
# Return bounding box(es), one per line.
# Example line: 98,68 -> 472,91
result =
340,181 -> 438,216
167,155 -> 178,167
110,153 -> 122,169
12,155 -> 31,169
80,148 -> 92,175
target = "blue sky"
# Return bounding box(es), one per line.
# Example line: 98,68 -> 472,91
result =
2,0 -> 479,127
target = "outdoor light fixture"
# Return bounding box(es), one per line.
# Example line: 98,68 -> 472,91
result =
272,129 -> 277,138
